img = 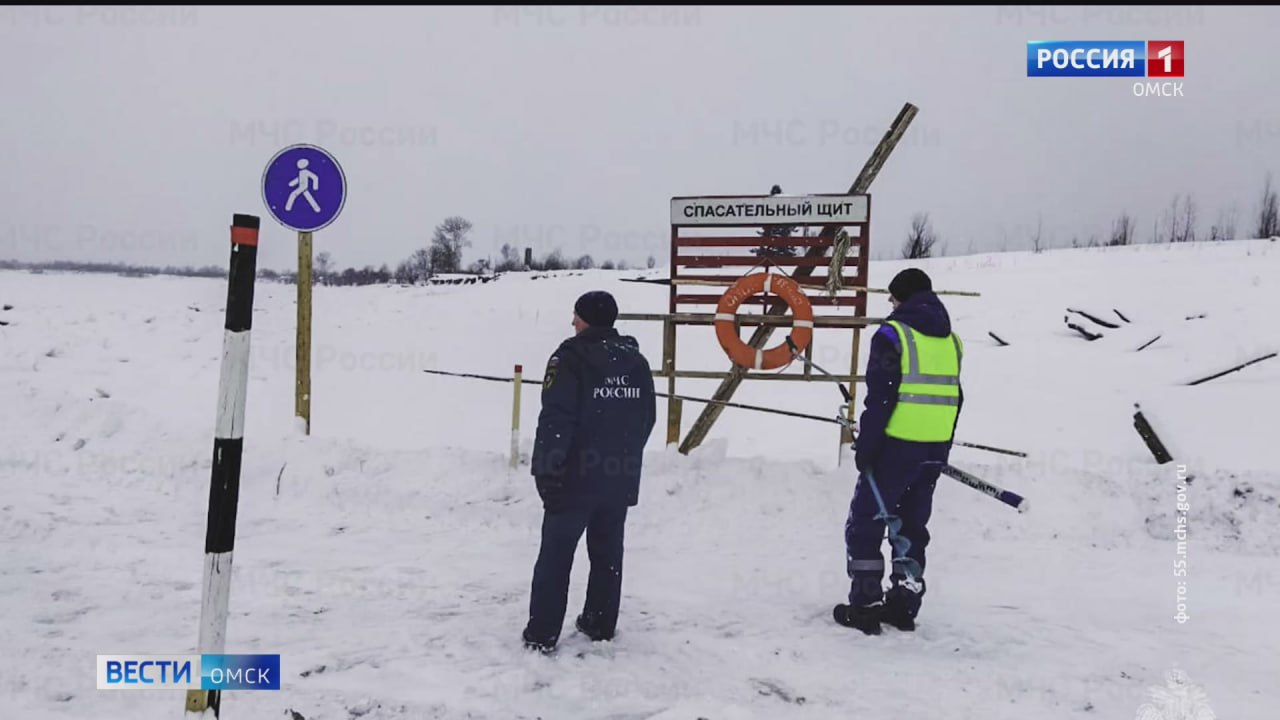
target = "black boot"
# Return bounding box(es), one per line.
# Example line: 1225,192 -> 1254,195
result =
882,580 -> 924,632
833,602 -> 883,635
522,626 -> 558,654
880,599 -> 916,632
575,613 -> 614,642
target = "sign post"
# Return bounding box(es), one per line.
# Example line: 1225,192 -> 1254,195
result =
261,143 -> 346,435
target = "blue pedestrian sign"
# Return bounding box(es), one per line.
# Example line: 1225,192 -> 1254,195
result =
261,144 -> 346,233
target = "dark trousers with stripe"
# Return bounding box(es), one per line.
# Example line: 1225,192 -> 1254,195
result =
526,502 -> 628,643
845,437 -> 948,609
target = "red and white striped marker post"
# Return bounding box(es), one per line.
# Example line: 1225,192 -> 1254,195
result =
186,214 -> 260,717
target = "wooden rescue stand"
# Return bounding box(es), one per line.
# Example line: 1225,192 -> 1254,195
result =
618,193 -> 875,456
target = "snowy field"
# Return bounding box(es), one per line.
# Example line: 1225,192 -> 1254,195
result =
2,239 -> 1279,719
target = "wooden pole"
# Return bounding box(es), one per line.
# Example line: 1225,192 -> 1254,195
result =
665,224 -> 679,445
296,231 -> 313,435
1186,352 -> 1278,386
510,364 -> 522,467
663,317 -> 679,444
843,212 -> 872,457
679,102 -> 920,455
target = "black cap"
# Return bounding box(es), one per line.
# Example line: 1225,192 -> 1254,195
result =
574,290 -> 618,327
888,268 -> 932,303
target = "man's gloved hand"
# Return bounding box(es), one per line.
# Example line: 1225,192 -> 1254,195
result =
535,475 -> 567,511
854,446 -> 877,474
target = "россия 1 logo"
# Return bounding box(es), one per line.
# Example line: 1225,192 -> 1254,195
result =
1026,41 -> 1184,96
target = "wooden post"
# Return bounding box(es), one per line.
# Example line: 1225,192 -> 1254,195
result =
296,231 -> 313,435
663,317 -> 679,445
842,211 -> 873,456
679,102 -> 919,455
841,326 -> 862,453
510,364 -> 523,467
665,224 -> 679,445
668,397 -> 683,446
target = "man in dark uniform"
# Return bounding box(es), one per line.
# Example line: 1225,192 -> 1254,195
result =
523,290 -> 657,653
834,268 -> 964,635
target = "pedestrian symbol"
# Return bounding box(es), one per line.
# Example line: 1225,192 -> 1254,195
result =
286,159 -> 321,213
262,144 -> 346,233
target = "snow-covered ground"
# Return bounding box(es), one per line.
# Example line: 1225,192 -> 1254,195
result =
2,239 -> 1278,719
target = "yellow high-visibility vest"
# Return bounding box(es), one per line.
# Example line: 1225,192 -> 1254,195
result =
882,320 -> 963,443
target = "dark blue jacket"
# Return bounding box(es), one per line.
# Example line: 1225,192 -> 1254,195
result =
530,326 -> 657,509
855,290 -> 964,471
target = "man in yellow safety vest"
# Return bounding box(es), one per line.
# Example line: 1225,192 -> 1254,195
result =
834,268 -> 964,635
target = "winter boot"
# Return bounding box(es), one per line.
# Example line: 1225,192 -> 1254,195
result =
575,613 -> 614,642
882,579 -> 925,632
522,626 -> 558,654
833,602 -> 883,635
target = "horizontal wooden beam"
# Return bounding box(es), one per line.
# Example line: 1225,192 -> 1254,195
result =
675,293 -> 865,307
657,277 -> 980,298
617,312 -> 881,328
675,236 -> 853,248
668,277 -> 866,292
652,369 -> 864,382
675,256 -> 860,268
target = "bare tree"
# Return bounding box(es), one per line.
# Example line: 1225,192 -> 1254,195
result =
429,216 -> 473,273
407,247 -> 433,282
1176,195 -> 1197,243
1109,211 -> 1135,246
1210,205 -> 1238,241
646,255 -> 656,269
901,212 -> 938,259
573,254 -> 595,270
1031,214 -> 1045,253
314,251 -> 334,285
1257,173 -> 1280,239
1162,194 -> 1183,243
540,249 -> 567,271
494,243 -> 523,272
753,183 -> 797,259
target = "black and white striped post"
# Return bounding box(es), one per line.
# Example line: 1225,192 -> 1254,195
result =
186,213 -> 260,717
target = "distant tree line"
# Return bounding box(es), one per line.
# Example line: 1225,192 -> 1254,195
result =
0,258 -> 226,278
1,213 -> 655,286
899,171 -> 1280,259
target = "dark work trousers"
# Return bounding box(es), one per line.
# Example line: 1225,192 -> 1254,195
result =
845,437 -> 948,609
526,502 -> 629,644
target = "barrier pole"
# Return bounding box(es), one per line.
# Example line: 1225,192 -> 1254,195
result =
186,213 -> 260,717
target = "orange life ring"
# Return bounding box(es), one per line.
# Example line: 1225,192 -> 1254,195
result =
714,272 -> 814,370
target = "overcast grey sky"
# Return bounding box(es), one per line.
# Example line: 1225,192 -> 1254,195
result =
2,5 -> 1277,271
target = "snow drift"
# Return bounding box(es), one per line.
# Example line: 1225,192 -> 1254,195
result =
2,239 -> 1278,719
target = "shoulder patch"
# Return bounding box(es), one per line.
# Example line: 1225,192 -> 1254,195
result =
544,355 -> 559,389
